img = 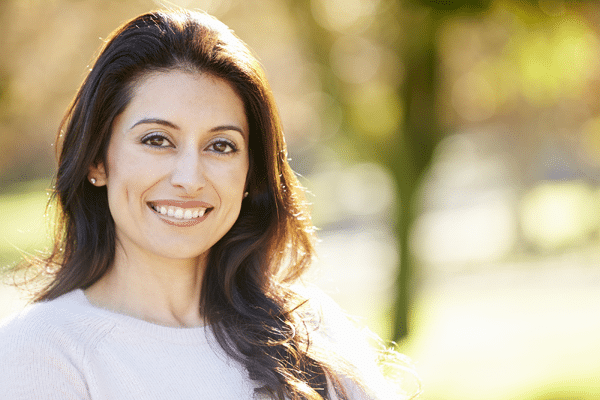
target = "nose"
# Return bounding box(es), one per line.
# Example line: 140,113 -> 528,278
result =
169,149 -> 206,194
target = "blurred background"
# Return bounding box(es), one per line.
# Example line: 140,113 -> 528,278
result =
1,0 -> 600,398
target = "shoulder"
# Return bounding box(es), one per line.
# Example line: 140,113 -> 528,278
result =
0,290 -> 113,399
294,284 -> 365,348
0,289 -> 115,348
294,285 -> 409,400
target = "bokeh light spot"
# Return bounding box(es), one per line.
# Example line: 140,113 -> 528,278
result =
451,70 -> 497,122
520,181 -> 599,250
310,0 -> 377,32
330,35 -> 380,84
348,82 -> 402,141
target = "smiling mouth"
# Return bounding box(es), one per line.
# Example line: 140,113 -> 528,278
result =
148,203 -> 211,220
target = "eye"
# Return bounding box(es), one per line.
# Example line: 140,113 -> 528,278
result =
208,139 -> 237,154
142,133 -> 172,148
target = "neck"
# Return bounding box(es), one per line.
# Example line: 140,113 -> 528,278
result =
84,247 -> 207,328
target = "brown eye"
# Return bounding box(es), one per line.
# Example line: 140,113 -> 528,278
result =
210,140 -> 236,154
142,134 -> 172,148
213,142 -> 228,152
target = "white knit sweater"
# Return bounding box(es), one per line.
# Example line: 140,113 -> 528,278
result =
0,289 -> 385,399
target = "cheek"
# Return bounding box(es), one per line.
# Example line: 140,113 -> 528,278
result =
108,142 -> 166,182
230,161 -> 250,194
105,147 -> 158,206
209,158 -> 249,191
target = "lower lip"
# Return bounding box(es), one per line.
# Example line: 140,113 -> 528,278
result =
149,206 -> 210,227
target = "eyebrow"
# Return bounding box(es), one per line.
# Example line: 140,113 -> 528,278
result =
130,118 -> 245,135
130,118 -> 179,130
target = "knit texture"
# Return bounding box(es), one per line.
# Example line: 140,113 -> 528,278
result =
0,290 -> 258,399
0,289 -> 387,399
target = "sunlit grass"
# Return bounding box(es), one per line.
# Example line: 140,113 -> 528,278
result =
397,249 -> 600,400
0,179 -> 53,268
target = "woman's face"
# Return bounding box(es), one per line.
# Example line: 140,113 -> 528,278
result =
90,70 -> 249,264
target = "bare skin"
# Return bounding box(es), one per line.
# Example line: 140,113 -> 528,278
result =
85,70 -> 249,327
84,251 -> 207,327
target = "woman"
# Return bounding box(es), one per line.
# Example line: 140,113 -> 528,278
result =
0,9 -> 409,400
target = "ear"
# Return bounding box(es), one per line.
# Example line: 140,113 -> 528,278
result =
88,162 -> 107,186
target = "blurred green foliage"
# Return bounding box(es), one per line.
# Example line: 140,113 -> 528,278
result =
413,0 -> 491,11
0,179 -> 51,269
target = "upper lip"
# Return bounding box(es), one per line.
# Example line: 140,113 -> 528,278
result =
148,200 -> 213,209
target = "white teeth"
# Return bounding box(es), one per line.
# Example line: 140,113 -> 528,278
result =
152,204 -> 207,220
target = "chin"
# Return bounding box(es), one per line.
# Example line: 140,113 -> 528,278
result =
151,247 -> 210,263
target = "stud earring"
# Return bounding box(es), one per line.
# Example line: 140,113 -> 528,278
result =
244,191 -> 249,198
90,178 -> 96,185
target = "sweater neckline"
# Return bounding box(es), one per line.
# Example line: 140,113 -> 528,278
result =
67,289 -> 213,345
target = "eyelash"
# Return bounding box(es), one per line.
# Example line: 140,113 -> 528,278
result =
208,139 -> 238,154
141,133 -> 172,148
141,133 -> 238,154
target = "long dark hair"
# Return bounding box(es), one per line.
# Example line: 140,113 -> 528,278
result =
22,9 -> 357,400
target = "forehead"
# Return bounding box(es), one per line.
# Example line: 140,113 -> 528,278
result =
129,69 -> 242,107
116,69 -> 249,134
